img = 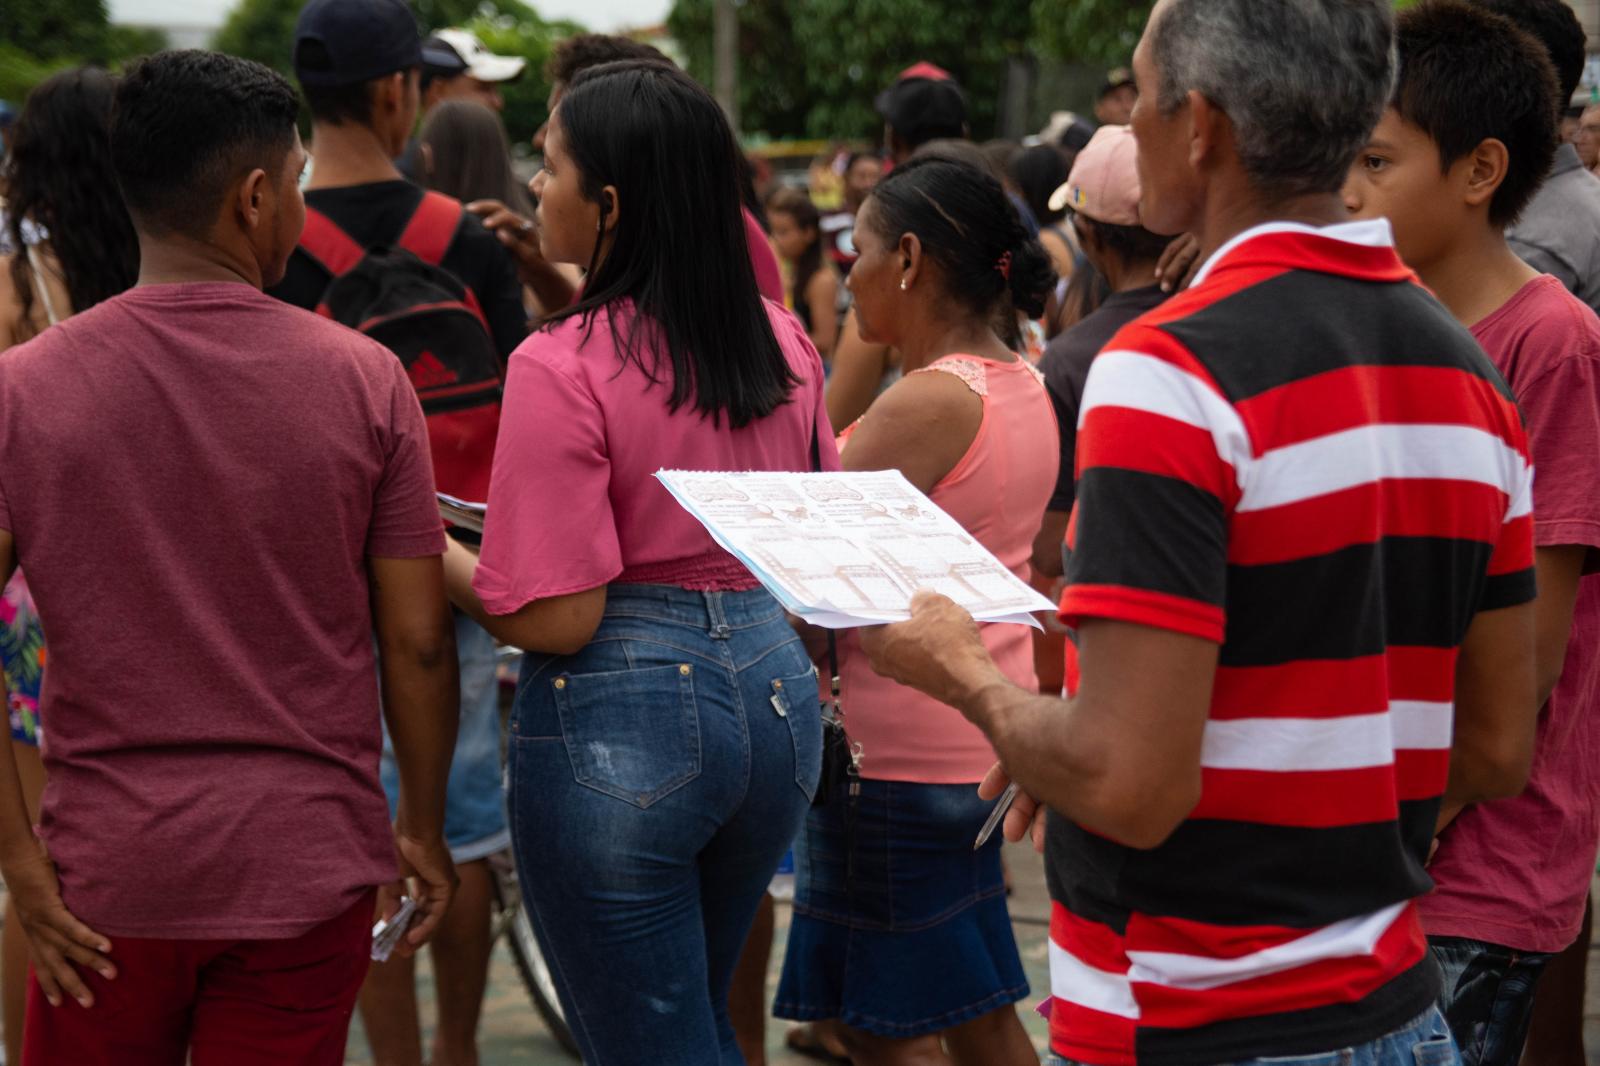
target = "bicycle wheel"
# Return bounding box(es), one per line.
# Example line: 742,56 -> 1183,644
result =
487,849 -> 582,1059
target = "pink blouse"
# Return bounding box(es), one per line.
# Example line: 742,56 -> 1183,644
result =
473,300 -> 836,614
838,355 -> 1060,783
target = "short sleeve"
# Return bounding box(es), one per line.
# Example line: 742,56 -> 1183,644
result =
472,340 -> 621,614
1059,335 -> 1242,643
1480,449 -> 1536,611
367,360 -> 448,558
1517,355 -> 1600,564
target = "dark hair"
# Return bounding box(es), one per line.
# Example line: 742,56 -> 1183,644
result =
302,55 -> 417,126
981,139 -> 1021,181
845,151 -> 878,178
2,68 -> 138,341
546,33 -> 668,87
911,138 -> 1001,180
1010,144 -> 1070,226
419,98 -> 532,214
767,187 -> 824,310
1056,262 -> 1110,334
866,156 -> 1055,319
1076,213 -> 1170,266
1472,0 -> 1586,106
112,51 -> 301,238
546,61 -> 798,428
1393,1 -> 1559,228
1151,0 -> 1394,201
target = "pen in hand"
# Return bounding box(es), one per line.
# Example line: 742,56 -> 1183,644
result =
973,781 -> 1021,851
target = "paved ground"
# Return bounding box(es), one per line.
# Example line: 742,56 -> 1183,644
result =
345,839 -> 1059,1064
345,851 -> 1600,1065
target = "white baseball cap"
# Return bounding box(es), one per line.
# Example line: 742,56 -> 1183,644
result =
421,28 -> 525,83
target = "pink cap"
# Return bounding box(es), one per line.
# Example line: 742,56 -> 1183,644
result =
897,61 -> 953,82
1050,124 -> 1141,227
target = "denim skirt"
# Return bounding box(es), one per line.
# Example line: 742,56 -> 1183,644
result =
774,775 -> 1029,1037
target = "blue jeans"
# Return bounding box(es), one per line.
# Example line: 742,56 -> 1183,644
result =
379,611 -> 510,861
1046,1005 -> 1458,1066
507,584 -> 821,1066
1431,936 -> 1554,1066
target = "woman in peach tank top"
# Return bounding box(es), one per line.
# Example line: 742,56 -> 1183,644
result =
776,158 -> 1060,1066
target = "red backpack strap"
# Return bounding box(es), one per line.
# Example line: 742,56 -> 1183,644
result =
396,191 -> 462,267
297,206 -> 367,278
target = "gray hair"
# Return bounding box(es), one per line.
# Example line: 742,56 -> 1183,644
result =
1151,0 -> 1396,200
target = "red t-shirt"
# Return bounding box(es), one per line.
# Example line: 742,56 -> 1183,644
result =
0,282 -> 446,939
1422,274 -> 1600,953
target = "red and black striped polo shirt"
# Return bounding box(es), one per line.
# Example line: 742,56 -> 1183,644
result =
1049,220 -> 1536,1065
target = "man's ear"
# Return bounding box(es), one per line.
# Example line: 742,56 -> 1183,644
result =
375,71 -> 405,114
1187,89 -> 1225,174
1462,138 -> 1511,212
236,167 -> 270,233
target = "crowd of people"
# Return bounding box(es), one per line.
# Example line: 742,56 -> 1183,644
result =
0,0 -> 1599,1065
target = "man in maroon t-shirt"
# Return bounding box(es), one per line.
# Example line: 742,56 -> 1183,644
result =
0,52 -> 457,1065
1343,5 -> 1600,1062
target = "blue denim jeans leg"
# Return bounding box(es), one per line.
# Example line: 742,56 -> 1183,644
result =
506,584 -> 821,1066
1045,1005 -> 1459,1066
1431,936 -> 1554,1066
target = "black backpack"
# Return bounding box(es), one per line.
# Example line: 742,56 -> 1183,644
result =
297,190 -> 503,502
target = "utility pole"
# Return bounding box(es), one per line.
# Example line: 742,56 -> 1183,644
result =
714,0 -> 739,133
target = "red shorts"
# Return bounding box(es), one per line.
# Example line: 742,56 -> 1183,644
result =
23,890 -> 374,1066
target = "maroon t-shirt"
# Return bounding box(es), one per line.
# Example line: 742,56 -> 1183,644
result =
0,282 -> 446,939
1422,275 -> 1600,952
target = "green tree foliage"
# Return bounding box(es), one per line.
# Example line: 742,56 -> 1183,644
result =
669,0 -> 1032,140
210,0 -> 575,147
461,9 -> 584,147
1029,0 -> 1151,67
0,0 -> 169,103
1,0 -> 117,64
667,0 -> 810,139
210,0 -> 307,74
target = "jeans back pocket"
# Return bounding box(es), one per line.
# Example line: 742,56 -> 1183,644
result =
770,670 -> 823,802
552,662 -> 702,808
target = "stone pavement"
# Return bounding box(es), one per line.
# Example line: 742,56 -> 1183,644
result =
345,839 -> 1058,1065
343,857 -> 1600,1066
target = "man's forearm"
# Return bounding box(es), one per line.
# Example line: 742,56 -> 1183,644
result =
380,641 -> 458,838
962,678 -> 1110,830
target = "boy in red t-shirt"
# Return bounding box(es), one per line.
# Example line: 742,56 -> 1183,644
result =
1343,4 -> 1600,1062
0,51 -> 458,1066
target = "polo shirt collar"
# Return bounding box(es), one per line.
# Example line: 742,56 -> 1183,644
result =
1190,217 -> 1404,287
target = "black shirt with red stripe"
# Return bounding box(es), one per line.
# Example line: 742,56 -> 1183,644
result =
270,180 -> 528,362
1047,221 -> 1535,1065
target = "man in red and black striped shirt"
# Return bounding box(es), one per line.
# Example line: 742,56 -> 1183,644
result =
862,1 -> 1542,1063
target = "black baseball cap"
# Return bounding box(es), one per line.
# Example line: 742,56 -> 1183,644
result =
875,63 -> 967,147
1098,66 -> 1135,99
294,0 -> 422,88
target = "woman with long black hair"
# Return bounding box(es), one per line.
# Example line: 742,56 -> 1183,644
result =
0,66 -> 137,1066
442,60 -> 832,1065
